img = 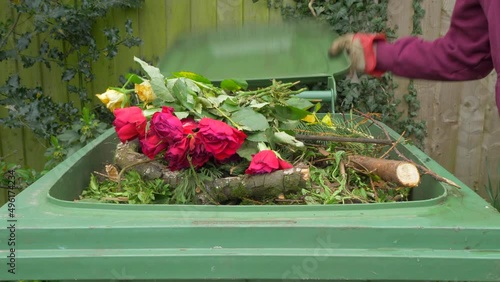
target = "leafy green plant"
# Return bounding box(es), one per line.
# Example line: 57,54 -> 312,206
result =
81,170 -> 171,204
0,0 -> 143,186
44,107 -> 109,170
484,160 -> 500,211
1,158 -> 42,192
0,0 -> 142,142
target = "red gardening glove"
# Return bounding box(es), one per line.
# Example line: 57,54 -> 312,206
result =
328,33 -> 386,77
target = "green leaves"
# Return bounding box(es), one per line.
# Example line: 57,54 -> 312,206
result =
172,71 -> 212,85
125,73 -> 144,85
171,78 -> 203,117
81,171 -> 171,204
231,107 -> 269,131
220,78 -> 248,91
15,32 -> 33,51
274,105 -> 310,120
134,56 -> 175,102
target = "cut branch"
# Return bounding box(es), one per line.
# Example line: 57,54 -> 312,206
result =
114,142 -> 311,204
197,165 -> 310,204
347,155 -> 420,187
353,110 -> 461,189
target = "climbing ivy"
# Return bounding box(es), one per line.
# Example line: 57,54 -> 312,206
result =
399,0 -> 427,147
270,0 -> 427,148
0,0 -> 143,139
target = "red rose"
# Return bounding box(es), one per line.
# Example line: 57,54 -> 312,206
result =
245,150 -> 293,175
166,138 -> 190,171
197,118 -> 246,160
113,106 -> 147,142
181,117 -> 198,135
150,106 -> 183,143
165,136 -> 211,171
190,136 -> 210,168
140,129 -> 168,159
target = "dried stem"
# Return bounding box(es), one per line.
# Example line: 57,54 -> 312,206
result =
308,0 -> 317,17
296,134 -> 393,145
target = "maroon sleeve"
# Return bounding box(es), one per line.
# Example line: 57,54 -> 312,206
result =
375,0 -> 493,81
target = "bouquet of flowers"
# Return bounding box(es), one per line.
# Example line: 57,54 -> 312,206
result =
87,57 -> 416,205
96,57 -> 311,172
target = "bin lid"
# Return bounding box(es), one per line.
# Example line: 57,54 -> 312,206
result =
158,21 -> 351,83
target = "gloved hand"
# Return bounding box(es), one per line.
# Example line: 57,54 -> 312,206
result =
328,33 -> 386,77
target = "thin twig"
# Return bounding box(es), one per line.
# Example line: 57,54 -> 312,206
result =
308,0 -> 317,17
379,130 -> 406,159
296,134 -> 393,145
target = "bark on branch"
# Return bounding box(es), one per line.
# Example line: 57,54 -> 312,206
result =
114,142 -> 310,204
347,155 -> 420,187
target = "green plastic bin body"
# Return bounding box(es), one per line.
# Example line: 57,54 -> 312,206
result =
1,23 -> 500,281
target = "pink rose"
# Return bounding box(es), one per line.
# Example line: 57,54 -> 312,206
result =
150,106 -> 183,143
140,129 -> 168,159
245,150 -> 293,175
197,118 -> 246,160
112,106 -> 147,142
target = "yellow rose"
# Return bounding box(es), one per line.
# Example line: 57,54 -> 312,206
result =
96,89 -> 127,112
135,80 -> 156,103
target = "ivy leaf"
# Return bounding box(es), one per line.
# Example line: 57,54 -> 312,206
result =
220,79 -> 248,91
57,130 -> 79,143
134,56 -> 174,102
62,68 -> 76,81
16,32 -> 33,51
232,107 -> 269,131
125,19 -> 134,35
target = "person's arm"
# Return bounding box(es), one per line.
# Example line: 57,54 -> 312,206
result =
375,0 -> 493,81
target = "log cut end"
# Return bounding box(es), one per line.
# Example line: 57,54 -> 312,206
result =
396,163 -> 420,187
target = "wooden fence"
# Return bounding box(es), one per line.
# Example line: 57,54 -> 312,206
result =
0,0 -> 498,202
